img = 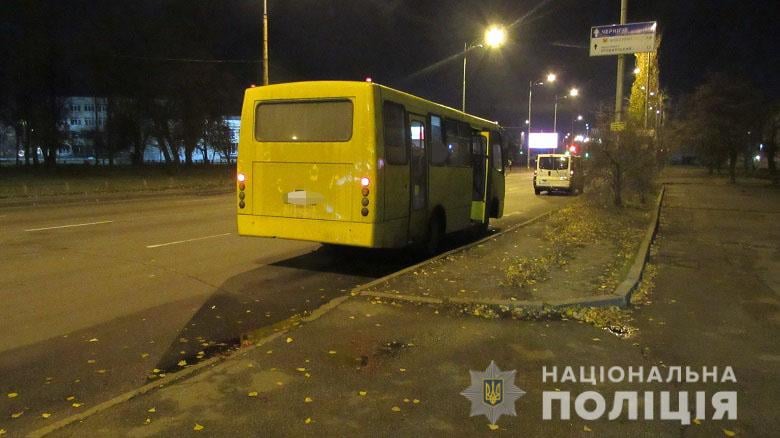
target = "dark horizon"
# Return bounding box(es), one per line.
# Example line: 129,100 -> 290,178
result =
1,0 -> 778,127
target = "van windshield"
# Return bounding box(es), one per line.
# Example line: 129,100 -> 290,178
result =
538,156 -> 569,170
255,100 -> 353,142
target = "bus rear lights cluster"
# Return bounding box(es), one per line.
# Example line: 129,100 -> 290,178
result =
238,173 -> 246,209
360,177 -> 370,216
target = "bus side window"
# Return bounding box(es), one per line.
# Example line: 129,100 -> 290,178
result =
383,101 -> 407,164
443,119 -> 472,167
430,115 -> 447,166
491,143 -> 503,171
491,130 -> 503,171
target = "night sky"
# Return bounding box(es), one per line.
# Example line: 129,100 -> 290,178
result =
2,0 -> 778,129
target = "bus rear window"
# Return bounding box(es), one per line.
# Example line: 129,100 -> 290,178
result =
538,156 -> 569,170
255,100 -> 353,142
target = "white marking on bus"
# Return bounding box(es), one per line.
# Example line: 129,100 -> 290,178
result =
25,220 -> 113,232
146,233 -> 231,249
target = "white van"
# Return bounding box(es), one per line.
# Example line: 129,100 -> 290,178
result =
533,154 -> 583,195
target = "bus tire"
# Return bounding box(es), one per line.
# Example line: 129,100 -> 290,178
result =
534,188 -> 541,195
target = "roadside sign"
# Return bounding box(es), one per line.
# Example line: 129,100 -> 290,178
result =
590,21 -> 657,56
610,121 -> 626,132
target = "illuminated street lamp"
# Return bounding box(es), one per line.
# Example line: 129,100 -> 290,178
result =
526,72 -> 556,168
462,25 -> 506,112
553,87 -> 580,136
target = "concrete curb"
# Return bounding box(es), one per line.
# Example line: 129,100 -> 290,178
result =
361,187 -> 666,311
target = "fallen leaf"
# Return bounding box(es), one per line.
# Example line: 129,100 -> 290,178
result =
304,373 -> 311,378
11,412 -> 23,419
248,391 -> 259,397
144,418 -> 151,425
391,406 -> 401,412
41,413 -> 51,419
266,350 -> 273,354
584,425 -> 592,432
0,429 -> 6,435
177,360 -> 187,367
693,418 -> 701,425
403,398 -> 410,403
193,423 -> 204,431
399,368 -> 407,372
66,396 -> 76,401
286,337 -> 294,343
304,397 -> 313,403
412,399 -> 420,404
296,367 -> 306,372
96,369 -> 107,374
88,338 -> 99,342
304,417 -> 312,424
488,424 -> 499,431
147,407 -> 156,413
358,391 -> 367,396
72,403 -> 83,408
152,368 -> 161,373
723,430 -> 736,437
141,353 -> 150,359
7,392 -> 17,398
87,359 -> 96,364
328,350 -> 337,355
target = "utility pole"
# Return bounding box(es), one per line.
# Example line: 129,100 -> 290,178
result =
527,80 -> 533,169
614,0 -> 627,122
262,0 -> 269,85
462,42 -> 468,112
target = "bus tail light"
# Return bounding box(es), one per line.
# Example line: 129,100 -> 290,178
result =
360,177 -> 370,216
238,172 -> 246,209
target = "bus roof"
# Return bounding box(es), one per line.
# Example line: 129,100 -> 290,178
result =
245,80 -> 500,129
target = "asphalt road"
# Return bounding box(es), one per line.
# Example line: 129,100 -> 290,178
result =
0,170 -> 572,433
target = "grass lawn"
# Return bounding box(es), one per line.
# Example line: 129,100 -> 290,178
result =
0,165 -> 234,200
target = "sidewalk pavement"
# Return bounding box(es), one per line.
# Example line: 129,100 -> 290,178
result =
37,167 -> 778,437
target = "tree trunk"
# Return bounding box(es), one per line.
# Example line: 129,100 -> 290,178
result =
613,165 -> 623,207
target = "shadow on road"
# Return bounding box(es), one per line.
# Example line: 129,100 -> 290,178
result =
154,227 -> 497,373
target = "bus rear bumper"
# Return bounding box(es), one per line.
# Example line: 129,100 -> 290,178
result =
237,215 -> 379,248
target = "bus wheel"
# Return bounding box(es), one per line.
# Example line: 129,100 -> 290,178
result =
534,188 -> 541,195
424,215 -> 444,256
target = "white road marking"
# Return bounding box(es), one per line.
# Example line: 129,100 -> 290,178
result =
146,233 -> 231,249
25,220 -> 113,232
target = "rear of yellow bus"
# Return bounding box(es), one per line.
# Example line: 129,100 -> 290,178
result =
236,81 -> 378,247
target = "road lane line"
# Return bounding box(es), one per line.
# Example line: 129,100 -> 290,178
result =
25,220 -> 113,232
146,233 -> 231,249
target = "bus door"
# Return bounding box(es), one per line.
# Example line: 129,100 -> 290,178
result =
487,130 -> 505,218
470,133 -> 489,223
407,114 -> 428,243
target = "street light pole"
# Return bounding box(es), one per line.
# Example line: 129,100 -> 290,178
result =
262,0 -> 269,85
462,42 -> 468,112
527,80 -> 533,169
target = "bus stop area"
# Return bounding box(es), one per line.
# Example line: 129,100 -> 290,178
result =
34,169 -> 778,437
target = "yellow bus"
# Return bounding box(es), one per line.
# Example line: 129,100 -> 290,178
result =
236,80 -> 505,252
